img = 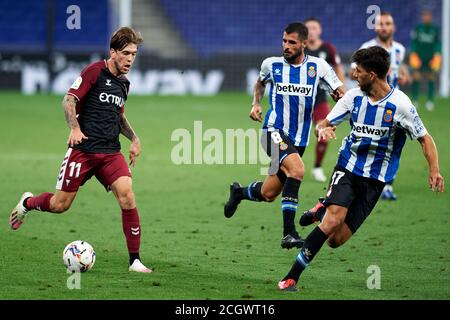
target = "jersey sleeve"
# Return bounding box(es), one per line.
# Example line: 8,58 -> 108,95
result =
259,58 -> 272,84
318,58 -> 343,91
326,89 -> 355,126
395,98 -> 428,140
67,64 -> 101,101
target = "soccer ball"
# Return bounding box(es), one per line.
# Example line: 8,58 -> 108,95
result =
63,240 -> 96,272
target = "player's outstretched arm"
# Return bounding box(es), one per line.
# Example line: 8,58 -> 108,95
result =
249,79 -> 266,122
62,94 -> 88,147
119,113 -> 141,167
315,119 -> 337,142
330,85 -> 345,102
418,134 -> 444,192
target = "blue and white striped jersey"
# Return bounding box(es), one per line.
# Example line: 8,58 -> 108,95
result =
259,55 -> 342,147
327,87 -> 427,183
360,39 -> 406,88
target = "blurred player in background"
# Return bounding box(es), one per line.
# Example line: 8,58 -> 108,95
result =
278,46 -> 444,291
224,22 -> 344,250
9,27 -> 152,273
352,11 -> 410,200
410,9 -> 441,111
352,11 -> 410,88
304,17 -> 346,182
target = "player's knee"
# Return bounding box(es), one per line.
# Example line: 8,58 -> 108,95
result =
321,211 -> 344,234
117,190 -> 135,209
260,185 -> 279,202
322,219 -> 340,234
285,166 -> 304,180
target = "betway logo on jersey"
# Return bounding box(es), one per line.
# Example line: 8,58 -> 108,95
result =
276,83 -> 313,96
352,123 -> 389,138
99,92 -> 124,107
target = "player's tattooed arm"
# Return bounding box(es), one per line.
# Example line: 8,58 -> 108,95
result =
63,94 -> 79,129
119,113 -> 139,142
249,79 -> 266,122
120,114 -> 141,167
62,94 -> 88,146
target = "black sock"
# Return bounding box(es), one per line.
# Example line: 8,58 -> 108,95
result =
284,226 -> 328,282
129,252 -> 140,265
281,177 -> 301,236
316,206 -> 326,222
241,181 -> 265,201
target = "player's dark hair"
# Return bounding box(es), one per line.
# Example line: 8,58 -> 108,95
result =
351,46 -> 390,79
110,26 -> 143,51
284,22 -> 308,40
304,17 -> 321,25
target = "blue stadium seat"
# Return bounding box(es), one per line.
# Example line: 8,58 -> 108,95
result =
0,0 -> 109,52
159,0 -> 442,57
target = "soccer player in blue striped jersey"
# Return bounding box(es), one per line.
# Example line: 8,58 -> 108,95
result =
351,11 -> 411,200
224,22 -> 344,250
278,46 -> 444,291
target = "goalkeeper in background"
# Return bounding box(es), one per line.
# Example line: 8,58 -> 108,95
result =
410,9 -> 441,111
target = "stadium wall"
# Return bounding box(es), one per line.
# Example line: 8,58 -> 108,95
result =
0,53 -> 294,95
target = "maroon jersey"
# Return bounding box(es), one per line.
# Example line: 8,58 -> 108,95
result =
305,42 -> 341,104
67,60 -> 130,153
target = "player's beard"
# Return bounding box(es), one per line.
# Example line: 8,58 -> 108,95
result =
284,48 -> 302,64
377,32 -> 393,43
359,81 -> 372,94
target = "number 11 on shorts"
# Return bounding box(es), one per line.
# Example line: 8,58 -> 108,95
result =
68,162 -> 81,178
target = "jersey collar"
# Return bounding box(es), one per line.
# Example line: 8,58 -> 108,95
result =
375,37 -> 394,51
284,55 -> 308,67
367,85 -> 394,105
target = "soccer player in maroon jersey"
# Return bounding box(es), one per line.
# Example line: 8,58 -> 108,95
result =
304,17 -> 346,183
9,27 -> 152,273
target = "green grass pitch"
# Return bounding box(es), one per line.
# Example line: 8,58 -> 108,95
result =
0,92 -> 448,299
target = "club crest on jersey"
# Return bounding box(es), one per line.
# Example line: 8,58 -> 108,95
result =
383,110 -> 393,122
396,49 -> 401,62
307,66 -> 316,78
70,76 -> 82,90
279,141 -> 288,151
